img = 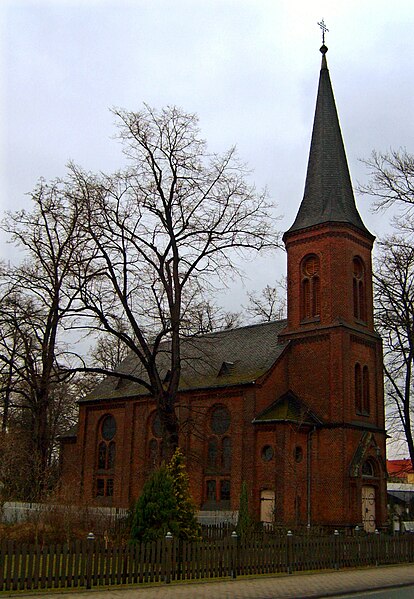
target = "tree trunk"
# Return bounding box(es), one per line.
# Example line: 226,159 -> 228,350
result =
158,392 -> 179,460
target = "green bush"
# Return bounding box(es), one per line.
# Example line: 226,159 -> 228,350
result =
130,466 -> 179,543
130,448 -> 201,543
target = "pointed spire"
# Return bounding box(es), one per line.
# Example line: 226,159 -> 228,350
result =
286,46 -> 372,238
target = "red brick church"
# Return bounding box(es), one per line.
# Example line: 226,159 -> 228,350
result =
60,45 -> 387,532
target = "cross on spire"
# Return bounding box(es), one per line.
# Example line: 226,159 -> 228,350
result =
317,19 -> 329,45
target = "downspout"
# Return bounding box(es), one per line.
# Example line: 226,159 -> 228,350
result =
307,426 -> 316,528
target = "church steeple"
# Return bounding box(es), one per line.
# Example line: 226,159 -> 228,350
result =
286,45 -> 372,238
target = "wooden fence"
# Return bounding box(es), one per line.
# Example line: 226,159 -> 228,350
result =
1,534 -> 414,592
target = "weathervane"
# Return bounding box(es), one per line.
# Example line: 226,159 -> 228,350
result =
317,19 -> 329,45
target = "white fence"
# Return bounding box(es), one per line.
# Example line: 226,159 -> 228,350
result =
1,501 -> 128,524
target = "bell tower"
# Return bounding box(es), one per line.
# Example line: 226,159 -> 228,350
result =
283,42 -> 375,333
279,42 -> 387,531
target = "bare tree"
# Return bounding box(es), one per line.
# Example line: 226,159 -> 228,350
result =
90,320 -> 132,372
373,237 -> 414,464
0,294 -> 18,432
359,148 -> 414,463
245,281 -> 286,323
0,180 -> 85,496
69,104 -> 280,455
359,149 -> 414,215
180,299 -> 242,335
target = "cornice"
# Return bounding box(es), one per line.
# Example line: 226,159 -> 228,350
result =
283,222 -> 374,250
322,422 -> 386,434
279,320 -> 381,343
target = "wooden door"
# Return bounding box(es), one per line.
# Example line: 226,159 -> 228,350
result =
362,485 -> 376,533
260,489 -> 275,524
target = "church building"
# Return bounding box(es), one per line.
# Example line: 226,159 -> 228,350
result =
60,44 -> 387,532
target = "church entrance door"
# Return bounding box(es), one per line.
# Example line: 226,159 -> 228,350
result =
260,490 -> 275,524
362,485 -> 376,532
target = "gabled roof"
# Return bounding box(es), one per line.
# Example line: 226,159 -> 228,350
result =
81,319 -> 288,403
285,46 -> 373,239
252,390 -> 322,426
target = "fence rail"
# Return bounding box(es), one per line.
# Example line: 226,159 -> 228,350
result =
1,534 -> 414,593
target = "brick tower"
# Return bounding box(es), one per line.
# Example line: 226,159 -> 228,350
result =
279,44 -> 387,531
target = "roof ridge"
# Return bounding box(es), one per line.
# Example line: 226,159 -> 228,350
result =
194,317 -> 288,339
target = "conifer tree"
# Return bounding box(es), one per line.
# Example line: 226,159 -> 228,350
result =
236,480 -> 254,538
167,448 -> 201,541
130,466 -> 179,543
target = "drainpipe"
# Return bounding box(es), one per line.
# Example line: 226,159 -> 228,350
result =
307,426 -> 316,528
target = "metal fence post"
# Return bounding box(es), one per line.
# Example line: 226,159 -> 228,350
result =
165,532 -> 173,584
231,530 -> 238,579
375,529 -> 380,566
85,532 -> 95,590
334,529 -> 340,570
287,530 -> 293,574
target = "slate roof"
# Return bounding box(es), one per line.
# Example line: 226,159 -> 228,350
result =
81,319 -> 289,403
285,47 -> 372,239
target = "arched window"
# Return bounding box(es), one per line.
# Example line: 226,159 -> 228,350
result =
98,441 -> 107,470
203,406 -> 231,509
107,441 -> 116,469
95,414 -> 116,498
353,257 -> 366,321
208,437 -> 218,468
222,437 -> 231,471
355,363 -> 362,413
355,364 -> 370,415
301,254 -> 320,320
210,406 -> 231,435
149,438 -> 158,468
363,366 -> 370,415
362,459 -> 376,477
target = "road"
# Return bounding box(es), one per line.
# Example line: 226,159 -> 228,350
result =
332,585 -> 414,598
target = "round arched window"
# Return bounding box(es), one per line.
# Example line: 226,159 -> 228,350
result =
210,406 -> 231,435
261,445 -> 274,462
301,254 -> 321,320
302,255 -> 320,277
152,412 -> 163,438
294,446 -> 303,463
353,257 -> 364,279
353,257 -> 366,321
362,460 -> 375,477
102,415 -> 116,441
96,415 -> 116,498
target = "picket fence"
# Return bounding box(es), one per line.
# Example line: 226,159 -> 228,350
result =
1,534 -> 414,592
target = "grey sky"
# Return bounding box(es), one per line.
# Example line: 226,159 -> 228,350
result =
1,0 -> 413,298
1,0 -> 413,457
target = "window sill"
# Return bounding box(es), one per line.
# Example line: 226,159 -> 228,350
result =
356,411 -> 370,417
95,496 -> 115,503
201,501 -> 231,511
205,468 -> 231,475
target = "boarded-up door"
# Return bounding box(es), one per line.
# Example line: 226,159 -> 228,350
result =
362,485 -> 376,533
260,489 -> 275,524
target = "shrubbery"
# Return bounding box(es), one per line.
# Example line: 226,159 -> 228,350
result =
130,448 -> 200,543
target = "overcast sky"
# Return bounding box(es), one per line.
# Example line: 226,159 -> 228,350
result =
1,0 -> 413,303
1,1 -> 413,457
